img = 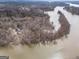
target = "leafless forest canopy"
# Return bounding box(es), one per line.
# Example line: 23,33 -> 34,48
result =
0,2 -> 72,47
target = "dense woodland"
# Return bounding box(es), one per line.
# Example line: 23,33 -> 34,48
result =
64,6 -> 79,15
0,2 -> 71,47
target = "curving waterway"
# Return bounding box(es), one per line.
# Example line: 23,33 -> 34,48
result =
0,6 -> 79,59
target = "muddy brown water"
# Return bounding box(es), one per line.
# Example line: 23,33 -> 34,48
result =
0,6 -> 79,59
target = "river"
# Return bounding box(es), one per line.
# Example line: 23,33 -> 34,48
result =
0,6 -> 79,59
